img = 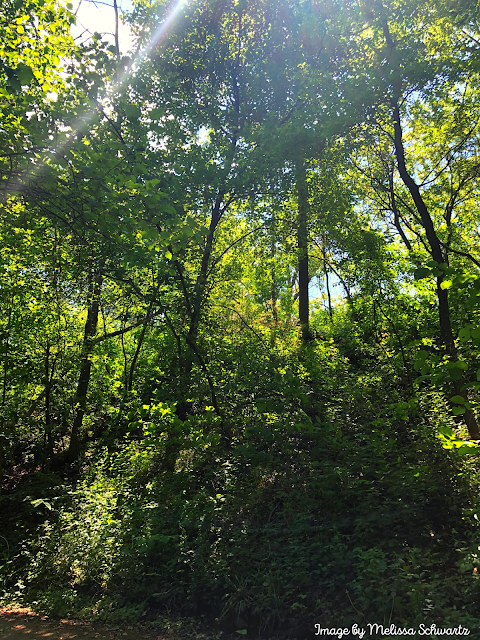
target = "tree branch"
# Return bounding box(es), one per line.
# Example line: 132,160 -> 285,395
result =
92,311 -> 159,344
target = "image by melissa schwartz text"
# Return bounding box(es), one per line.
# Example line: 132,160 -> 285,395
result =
314,623 -> 471,638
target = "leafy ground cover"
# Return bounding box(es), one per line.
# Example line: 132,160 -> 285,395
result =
2,366 -> 480,636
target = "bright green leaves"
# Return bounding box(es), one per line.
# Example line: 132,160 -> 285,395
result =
0,0 -> 76,197
440,279 -> 453,290
0,0 -> 74,93
415,344 -> 480,424
413,265 -> 480,318
125,401 -> 183,447
437,426 -> 479,454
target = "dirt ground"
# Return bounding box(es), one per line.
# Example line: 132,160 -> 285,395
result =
0,607 -> 170,640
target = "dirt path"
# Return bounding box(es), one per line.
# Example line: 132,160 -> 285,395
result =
0,608 -> 168,640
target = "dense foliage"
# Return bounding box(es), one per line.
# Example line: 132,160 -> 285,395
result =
2,0 -> 480,636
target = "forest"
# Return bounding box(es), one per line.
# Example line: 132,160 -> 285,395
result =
1,0 -> 480,636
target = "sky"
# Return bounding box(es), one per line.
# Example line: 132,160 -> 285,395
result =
71,0 -> 135,52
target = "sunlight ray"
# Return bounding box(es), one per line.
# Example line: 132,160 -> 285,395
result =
7,0 -> 190,199
107,0 -> 189,103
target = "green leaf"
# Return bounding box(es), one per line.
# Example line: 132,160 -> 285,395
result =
450,395 -> 466,404
458,327 -> 471,341
440,279 -> 452,290
457,445 -> 476,456
124,104 -> 142,119
149,107 -> 165,120
414,267 -> 430,280
15,62 -> 35,86
30,498 -> 52,510
453,406 -> 466,416
448,360 -> 468,371
413,350 -> 429,370
438,426 -> 454,437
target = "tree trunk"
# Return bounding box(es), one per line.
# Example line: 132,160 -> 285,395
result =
113,0 -> 120,55
127,314 -> 151,392
271,213 -> 278,326
43,342 -> 54,466
182,194 -> 225,401
296,162 -> 311,341
322,239 -> 333,321
67,270 -> 103,463
163,195 -> 226,468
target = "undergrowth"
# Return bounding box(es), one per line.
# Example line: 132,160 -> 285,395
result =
2,376 -> 480,638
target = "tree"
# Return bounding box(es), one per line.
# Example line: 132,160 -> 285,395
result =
345,0 -> 480,438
